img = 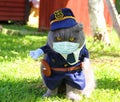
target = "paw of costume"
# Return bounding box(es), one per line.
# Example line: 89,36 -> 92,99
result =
30,49 -> 44,60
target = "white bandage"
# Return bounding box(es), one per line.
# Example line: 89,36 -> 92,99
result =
83,58 -> 90,70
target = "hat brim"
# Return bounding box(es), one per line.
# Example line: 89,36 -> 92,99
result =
50,18 -> 77,31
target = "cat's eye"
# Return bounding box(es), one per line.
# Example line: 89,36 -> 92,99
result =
56,36 -> 62,41
69,37 -> 75,42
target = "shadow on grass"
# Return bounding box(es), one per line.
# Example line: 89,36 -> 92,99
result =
1,77 -> 120,102
0,32 -> 47,61
1,21 -> 38,31
96,77 -> 120,90
1,22 -> 50,36
0,78 -> 45,102
90,51 -> 120,58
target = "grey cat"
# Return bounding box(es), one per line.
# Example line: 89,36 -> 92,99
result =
30,8 -> 95,101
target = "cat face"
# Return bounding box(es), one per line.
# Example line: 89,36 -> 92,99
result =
47,23 -> 85,50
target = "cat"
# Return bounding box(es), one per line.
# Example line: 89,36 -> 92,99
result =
30,8 -> 95,101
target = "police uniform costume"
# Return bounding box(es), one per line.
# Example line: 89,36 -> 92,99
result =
40,44 -> 89,90
40,8 -> 89,90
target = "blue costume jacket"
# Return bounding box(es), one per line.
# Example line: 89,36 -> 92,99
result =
41,44 -> 89,90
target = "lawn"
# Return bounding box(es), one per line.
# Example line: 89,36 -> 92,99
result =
0,24 -> 120,102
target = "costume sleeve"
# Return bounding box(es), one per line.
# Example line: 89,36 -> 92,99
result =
40,43 -> 52,54
83,45 -> 89,58
79,45 -> 89,61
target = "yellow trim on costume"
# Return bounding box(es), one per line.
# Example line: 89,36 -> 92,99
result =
50,16 -> 76,24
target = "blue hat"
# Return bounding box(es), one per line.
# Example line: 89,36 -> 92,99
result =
50,8 -> 77,31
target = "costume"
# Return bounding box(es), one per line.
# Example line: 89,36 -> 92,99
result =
40,44 -> 89,90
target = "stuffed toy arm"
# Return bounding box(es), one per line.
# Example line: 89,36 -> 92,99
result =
30,48 -> 44,60
82,57 -> 95,97
83,58 -> 90,70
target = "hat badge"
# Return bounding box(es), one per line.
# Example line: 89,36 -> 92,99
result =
54,10 -> 64,20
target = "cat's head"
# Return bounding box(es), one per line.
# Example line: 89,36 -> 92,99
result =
48,23 -> 85,54
47,8 -> 85,54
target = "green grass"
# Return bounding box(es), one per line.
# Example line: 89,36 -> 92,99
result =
2,23 -> 38,32
0,25 -> 120,102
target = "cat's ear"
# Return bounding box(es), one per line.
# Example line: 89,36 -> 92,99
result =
47,31 -> 54,47
78,23 -> 83,30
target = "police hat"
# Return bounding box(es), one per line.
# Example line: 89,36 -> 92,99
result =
50,8 -> 77,31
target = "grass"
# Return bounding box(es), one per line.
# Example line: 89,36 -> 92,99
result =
0,24 -> 120,102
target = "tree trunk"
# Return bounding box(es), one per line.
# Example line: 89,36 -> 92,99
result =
88,0 -> 110,45
106,0 -> 120,39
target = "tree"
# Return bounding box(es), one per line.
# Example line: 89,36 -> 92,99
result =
88,0 -> 110,45
106,0 -> 120,39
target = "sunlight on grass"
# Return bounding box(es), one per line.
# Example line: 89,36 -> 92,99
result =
0,28 -> 120,102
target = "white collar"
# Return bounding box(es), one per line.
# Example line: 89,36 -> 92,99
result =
61,41 -> 85,65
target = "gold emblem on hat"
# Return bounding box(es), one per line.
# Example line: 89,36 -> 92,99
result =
54,10 -> 64,20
